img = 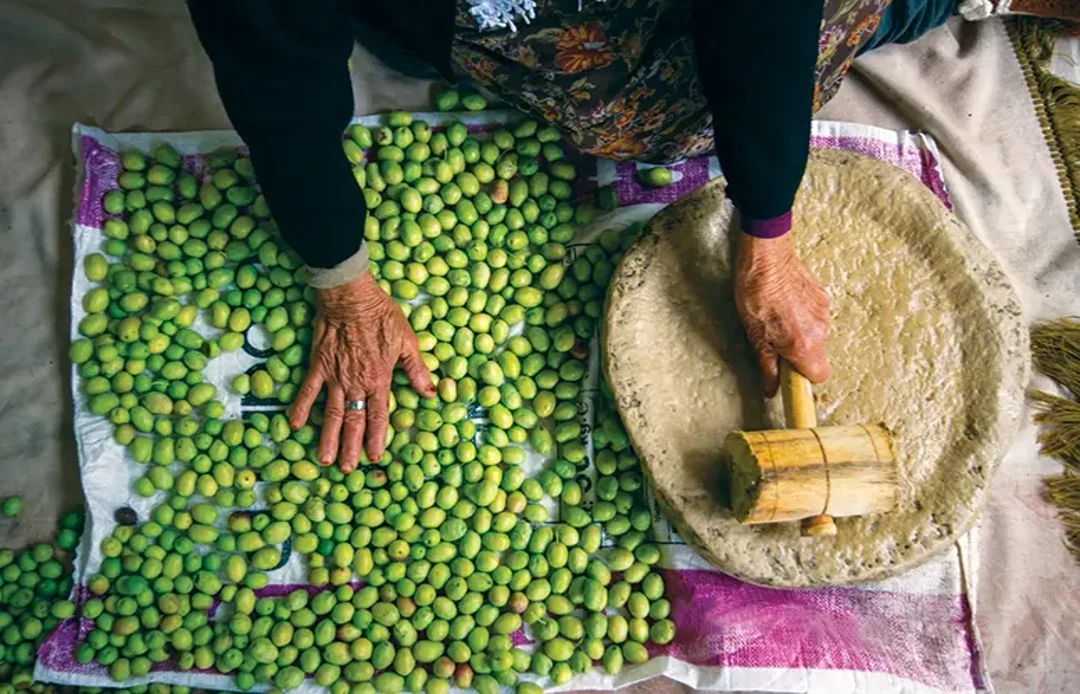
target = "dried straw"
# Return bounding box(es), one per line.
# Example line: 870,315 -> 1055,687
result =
1030,319 -> 1080,563
1032,318 -> 1080,397
1012,18 -> 1080,565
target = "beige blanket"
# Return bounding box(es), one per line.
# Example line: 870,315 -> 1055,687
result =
820,19 -> 1080,694
0,2 -> 1076,690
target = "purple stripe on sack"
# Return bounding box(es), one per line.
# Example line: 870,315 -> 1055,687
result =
613,159 -> 712,207
38,616 -> 221,678
810,134 -> 952,208
40,579 -> 560,681
921,148 -> 951,207
37,617 -> 95,674
182,153 -> 204,180
40,573 -> 983,692
37,584 -> 105,675
654,570 -> 983,692
37,583 -> 343,676
40,581 -> 533,679
608,132 -> 949,211
77,136 -> 121,228
960,586 -> 989,690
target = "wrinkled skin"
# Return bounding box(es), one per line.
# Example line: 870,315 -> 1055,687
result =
735,232 -> 831,397
290,272 -> 436,471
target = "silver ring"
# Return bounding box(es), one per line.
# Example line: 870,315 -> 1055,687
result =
346,400 -> 366,412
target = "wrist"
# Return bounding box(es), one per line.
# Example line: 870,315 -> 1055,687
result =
306,244 -> 370,290
317,271 -> 380,321
738,230 -> 795,268
741,211 -> 792,240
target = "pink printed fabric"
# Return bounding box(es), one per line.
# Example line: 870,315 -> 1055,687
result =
662,570 -> 984,692
39,574 -> 984,691
614,131 -> 952,209
38,583 -> 339,676
38,580 -> 532,676
76,136 -> 121,228
810,133 -> 952,209
76,135 -> 228,228
613,159 -> 715,208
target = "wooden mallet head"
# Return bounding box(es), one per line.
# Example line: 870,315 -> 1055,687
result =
724,361 -> 900,536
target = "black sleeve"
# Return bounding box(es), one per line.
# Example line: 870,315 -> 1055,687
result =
187,0 -> 366,269
691,2 -> 823,222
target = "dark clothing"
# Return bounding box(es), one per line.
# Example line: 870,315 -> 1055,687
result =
693,3 -> 820,224
187,0 -> 953,271
187,0 -> 365,269
865,0 -> 957,52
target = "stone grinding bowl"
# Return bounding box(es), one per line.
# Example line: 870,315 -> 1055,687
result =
602,150 -> 1029,588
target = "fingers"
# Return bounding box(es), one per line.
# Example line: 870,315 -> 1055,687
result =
338,394 -> 367,474
756,332 -> 830,397
788,343 -> 832,385
400,338 -> 436,398
289,322 -> 334,430
289,368 -> 325,430
754,342 -> 781,398
318,385 -> 346,466
365,389 -> 391,464
311,317 -> 328,349
788,276 -> 831,384
780,315 -> 831,385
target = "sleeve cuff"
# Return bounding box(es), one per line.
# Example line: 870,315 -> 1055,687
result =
305,244 -> 370,289
741,211 -> 792,239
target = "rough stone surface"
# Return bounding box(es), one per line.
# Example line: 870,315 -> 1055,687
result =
604,150 -> 1029,587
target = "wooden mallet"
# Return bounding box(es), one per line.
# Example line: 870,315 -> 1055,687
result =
725,361 -> 900,536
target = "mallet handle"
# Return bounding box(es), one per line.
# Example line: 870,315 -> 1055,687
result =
780,362 -> 817,429
779,361 -> 837,537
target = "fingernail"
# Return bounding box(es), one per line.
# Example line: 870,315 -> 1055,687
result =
320,456 -> 333,466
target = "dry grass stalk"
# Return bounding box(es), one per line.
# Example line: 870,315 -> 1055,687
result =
1031,390 -> 1080,469
1030,318 -> 1080,565
1046,475 -> 1080,557
1032,318 -> 1080,397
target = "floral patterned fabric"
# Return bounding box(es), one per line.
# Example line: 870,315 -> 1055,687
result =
451,0 -> 893,163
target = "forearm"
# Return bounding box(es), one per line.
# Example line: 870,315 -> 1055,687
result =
691,1 -> 822,237
188,0 -> 367,279
241,122 -> 368,275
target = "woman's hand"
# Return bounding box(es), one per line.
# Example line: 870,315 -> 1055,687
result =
735,232 -> 831,397
290,272 -> 436,472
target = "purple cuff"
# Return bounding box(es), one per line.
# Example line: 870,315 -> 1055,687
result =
741,210 -> 792,239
